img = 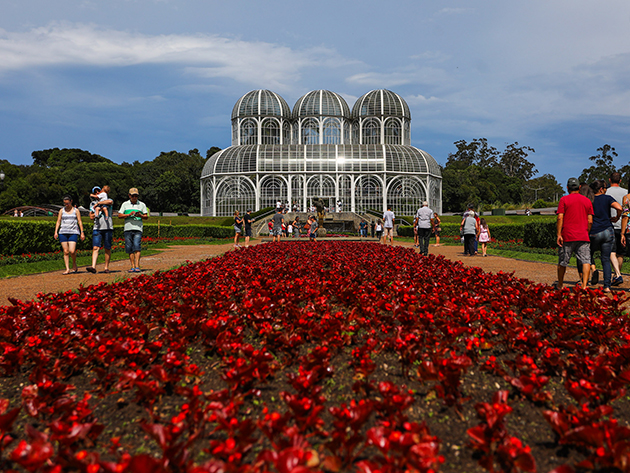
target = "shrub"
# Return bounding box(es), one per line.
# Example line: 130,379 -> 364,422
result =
0,221 -> 233,256
523,221 -> 557,249
532,199 -> 556,209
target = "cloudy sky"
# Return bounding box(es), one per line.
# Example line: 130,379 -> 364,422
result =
1,0 -> 630,187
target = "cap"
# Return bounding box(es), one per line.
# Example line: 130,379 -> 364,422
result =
567,177 -> 579,188
422,201 -> 428,206
247,209 -> 252,212
129,187 -> 139,195
92,186 -> 101,193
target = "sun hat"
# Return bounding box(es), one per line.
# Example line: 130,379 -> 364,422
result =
129,187 -> 139,195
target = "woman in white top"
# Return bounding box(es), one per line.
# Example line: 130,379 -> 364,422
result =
54,195 -> 85,274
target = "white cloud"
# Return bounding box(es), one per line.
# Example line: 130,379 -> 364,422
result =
435,7 -> 474,15
406,94 -> 444,105
346,67 -> 453,88
0,23 -> 351,89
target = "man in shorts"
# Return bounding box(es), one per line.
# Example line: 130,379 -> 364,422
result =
87,195 -> 114,273
272,208 -> 284,243
382,206 -> 395,244
243,209 -> 254,247
118,188 -> 148,273
557,177 -> 594,289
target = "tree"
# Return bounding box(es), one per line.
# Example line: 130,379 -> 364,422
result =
206,147 -> 222,159
578,144 -> 627,184
442,138 -> 535,211
523,174 -> 564,203
499,142 -> 537,181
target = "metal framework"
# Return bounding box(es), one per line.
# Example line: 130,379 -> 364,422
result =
202,89 -> 442,216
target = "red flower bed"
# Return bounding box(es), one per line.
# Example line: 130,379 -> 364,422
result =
1,241 -> 630,472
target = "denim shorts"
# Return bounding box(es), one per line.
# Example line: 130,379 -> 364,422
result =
92,229 -> 113,250
124,230 -> 142,254
58,233 -> 79,243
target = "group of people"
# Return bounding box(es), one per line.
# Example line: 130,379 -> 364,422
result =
557,172 -> 629,292
53,187 -> 148,275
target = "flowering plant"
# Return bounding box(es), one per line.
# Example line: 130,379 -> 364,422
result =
0,241 -> 629,472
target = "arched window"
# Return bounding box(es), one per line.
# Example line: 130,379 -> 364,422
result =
384,118 -> 401,145
307,175 -> 336,209
323,118 -> 341,144
355,176 -> 383,213
240,118 -> 258,145
301,118 -> 320,145
362,118 -> 381,145
386,176 -> 426,216
215,176 -> 256,216
260,176 -> 287,210
282,122 -> 291,145
261,118 -> 280,145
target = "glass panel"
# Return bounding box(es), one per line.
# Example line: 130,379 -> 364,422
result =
301,118 -> 320,145
384,118 -> 401,145
240,118 -> 258,145
323,118 -> 341,144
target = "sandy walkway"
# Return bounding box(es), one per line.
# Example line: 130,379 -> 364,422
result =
0,240 -> 623,306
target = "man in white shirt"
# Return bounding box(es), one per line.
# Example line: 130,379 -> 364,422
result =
606,172 -> 627,286
382,206 -> 395,244
414,201 -> 434,256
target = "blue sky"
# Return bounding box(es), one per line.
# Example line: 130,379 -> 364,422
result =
1,0 -> 630,188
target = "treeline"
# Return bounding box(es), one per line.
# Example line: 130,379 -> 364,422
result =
441,140 -> 629,212
0,147 -> 220,214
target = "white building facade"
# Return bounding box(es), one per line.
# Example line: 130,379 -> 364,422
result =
201,89 -> 442,216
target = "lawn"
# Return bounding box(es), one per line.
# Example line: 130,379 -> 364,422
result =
1,241 -> 628,473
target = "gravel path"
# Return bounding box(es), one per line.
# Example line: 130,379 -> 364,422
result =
1,240 -> 624,306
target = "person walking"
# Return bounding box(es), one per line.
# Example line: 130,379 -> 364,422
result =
308,216 -> 318,241
589,179 -> 622,292
460,211 -> 478,256
370,220 -> 376,238
233,210 -> 243,248
118,188 -> 148,273
432,213 -> 442,246
272,208 -> 284,243
375,220 -> 383,240
87,194 -> 114,273
478,218 -> 491,257
292,216 -> 301,238
54,195 -> 85,274
382,206 -> 395,244
556,178 -> 594,289
243,209 -> 254,247
414,201 -> 433,256
605,171 -> 626,285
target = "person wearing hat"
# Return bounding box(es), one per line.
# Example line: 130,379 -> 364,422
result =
118,188 -> 148,273
87,190 -> 114,274
414,200 -> 434,256
556,177 -> 594,289
243,208 -> 255,247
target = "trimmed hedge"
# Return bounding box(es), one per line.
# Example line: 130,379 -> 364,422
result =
398,222 -> 525,241
0,220 -> 233,256
398,220 -> 557,249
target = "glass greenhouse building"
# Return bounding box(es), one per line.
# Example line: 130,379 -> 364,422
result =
201,89 -> 442,216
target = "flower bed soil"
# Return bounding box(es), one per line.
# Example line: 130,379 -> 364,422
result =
1,241 -> 630,472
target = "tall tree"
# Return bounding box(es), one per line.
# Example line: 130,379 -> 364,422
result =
578,144 -> 622,184
499,142 -> 537,181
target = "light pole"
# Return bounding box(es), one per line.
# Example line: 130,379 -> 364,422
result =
0,170 -> 5,191
524,184 -> 544,202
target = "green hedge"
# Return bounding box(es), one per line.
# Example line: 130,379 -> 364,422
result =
0,221 -> 233,256
398,220 -> 559,249
398,222 -> 526,241
523,221 -> 557,249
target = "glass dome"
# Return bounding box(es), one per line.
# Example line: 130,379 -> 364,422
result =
293,90 -> 351,119
231,89 -> 291,119
352,89 -> 411,120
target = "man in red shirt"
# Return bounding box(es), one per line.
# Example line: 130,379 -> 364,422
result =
557,177 -> 594,289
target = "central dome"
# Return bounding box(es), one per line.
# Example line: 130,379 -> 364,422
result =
293,90 -> 350,119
